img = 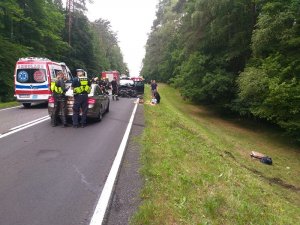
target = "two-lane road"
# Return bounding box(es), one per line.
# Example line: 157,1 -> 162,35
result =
0,104 -> 48,134
0,99 -> 137,225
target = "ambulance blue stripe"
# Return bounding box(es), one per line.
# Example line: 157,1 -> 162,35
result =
16,84 -> 48,89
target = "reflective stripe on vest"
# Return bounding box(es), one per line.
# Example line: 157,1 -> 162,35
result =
74,78 -> 91,94
50,81 -> 63,94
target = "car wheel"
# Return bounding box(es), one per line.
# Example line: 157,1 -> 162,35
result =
23,103 -> 31,108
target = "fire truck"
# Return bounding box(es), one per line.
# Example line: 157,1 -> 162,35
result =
101,71 -> 120,83
14,57 -> 72,107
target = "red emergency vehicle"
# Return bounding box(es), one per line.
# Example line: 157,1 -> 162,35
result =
130,76 -> 144,82
14,57 -> 72,107
101,71 -> 120,83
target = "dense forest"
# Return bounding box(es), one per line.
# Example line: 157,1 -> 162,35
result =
0,0 -> 127,102
141,0 -> 300,141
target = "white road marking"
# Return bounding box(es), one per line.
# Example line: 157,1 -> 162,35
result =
89,99 -> 139,225
0,116 -> 50,139
9,116 -> 49,131
0,106 -> 21,112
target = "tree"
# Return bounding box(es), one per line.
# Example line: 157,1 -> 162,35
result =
236,0 -> 300,140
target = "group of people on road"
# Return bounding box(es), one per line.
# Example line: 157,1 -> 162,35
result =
50,69 -> 91,128
91,76 -> 118,99
51,73 -> 160,127
51,71 -> 121,128
91,77 -> 110,92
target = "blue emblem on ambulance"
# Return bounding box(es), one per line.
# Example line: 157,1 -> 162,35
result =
18,70 -> 29,82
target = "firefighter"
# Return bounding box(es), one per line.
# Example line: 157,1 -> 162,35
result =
50,71 -> 69,127
111,77 -> 119,100
71,69 -> 91,128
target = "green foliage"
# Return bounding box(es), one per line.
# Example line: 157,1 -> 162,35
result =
252,0 -> 300,57
238,66 -> 300,140
171,52 -> 234,104
0,36 -> 29,101
141,0 -> 182,82
0,0 -> 127,101
236,0 -> 300,140
133,84 -> 300,225
142,0 -> 300,140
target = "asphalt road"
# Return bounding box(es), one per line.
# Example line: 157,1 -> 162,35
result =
0,103 -> 48,134
0,98 -> 139,225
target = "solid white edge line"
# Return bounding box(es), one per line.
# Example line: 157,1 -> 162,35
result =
89,99 -> 139,225
0,117 -> 50,139
0,106 -> 21,112
9,116 -> 50,131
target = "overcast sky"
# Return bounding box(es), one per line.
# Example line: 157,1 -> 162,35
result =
86,0 -> 159,76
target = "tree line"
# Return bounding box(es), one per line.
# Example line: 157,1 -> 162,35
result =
0,0 -> 128,102
141,0 -> 300,141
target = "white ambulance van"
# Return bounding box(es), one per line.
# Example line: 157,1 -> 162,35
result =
14,57 -> 72,107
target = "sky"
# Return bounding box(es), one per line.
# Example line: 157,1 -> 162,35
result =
86,0 -> 159,76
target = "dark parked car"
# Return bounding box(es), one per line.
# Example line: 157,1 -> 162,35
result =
48,84 -> 110,122
133,80 -> 144,95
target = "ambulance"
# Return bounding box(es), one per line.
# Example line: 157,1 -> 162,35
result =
14,57 -> 72,107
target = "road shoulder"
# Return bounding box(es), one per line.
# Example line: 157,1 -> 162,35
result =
105,103 -> 144,225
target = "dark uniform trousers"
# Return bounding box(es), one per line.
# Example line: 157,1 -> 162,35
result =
72,94 -> 88,126
51,94 -> 67,126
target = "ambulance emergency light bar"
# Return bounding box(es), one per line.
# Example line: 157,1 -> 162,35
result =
18,57 -> 51,61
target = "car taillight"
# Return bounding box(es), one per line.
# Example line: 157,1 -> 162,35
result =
48,96 -> 55,103
88,98 -> 96,104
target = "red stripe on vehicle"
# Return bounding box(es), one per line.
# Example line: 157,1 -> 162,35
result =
15,90 -> 51,95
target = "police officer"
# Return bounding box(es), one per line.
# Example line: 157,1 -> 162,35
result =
50,71 -> 69,127
71,69 -> 91,128
111,77 -> 119,100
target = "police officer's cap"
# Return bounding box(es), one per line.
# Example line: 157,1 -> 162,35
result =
76,69 -> 86,77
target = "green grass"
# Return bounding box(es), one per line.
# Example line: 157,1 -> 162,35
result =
131,84 -> 300,225
0,101 -> 20,109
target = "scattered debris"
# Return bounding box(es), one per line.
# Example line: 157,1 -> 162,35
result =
134,95 -> 144,104
250,151 -> 265,159
250,151 -> 273,165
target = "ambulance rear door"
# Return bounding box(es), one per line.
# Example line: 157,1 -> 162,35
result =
15,62 -> 49,102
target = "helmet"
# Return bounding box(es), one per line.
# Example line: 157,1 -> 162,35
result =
76,69 -> 85,77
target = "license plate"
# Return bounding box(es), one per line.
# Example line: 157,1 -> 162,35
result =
19,94 -> 30,98
32,95 -> 38,99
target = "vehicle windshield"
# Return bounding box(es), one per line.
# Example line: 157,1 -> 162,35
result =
134,81 -> 144,86
120,79 -> 134,86
50,69 -> 73,83
16,69 -> 47,83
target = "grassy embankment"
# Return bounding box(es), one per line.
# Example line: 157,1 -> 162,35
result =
0,101 -> 20,109
132,84 -> 300,225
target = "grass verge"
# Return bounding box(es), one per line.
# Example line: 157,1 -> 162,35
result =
0,101 -> 20,109
132,84 -> 300,225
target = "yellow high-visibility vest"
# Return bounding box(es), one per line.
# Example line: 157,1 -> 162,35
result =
50,81 -> 63,94
73,77 -> 91,94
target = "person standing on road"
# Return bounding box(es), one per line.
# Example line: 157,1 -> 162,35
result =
50,71 -> 69,127
71,69 -> 91,128
111,77 -> 119,100
151,80 -> 158,98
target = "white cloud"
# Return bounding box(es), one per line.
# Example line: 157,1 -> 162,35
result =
87,0 -> 158,76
